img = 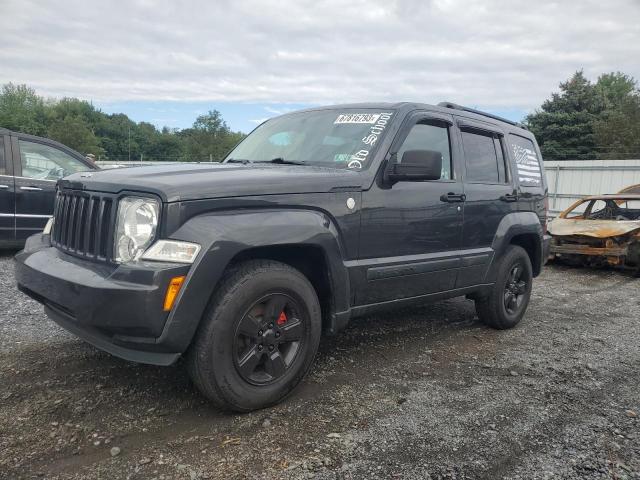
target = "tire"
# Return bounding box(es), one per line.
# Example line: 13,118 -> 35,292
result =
475,245 -> 533,330
187,259 -> 322,412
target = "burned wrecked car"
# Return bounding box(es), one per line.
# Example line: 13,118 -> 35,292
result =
548,194 -> 640,275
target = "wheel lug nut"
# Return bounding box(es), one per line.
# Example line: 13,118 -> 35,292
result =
269,323 -> 274,329
258,344 -> 263,351
275,332 -> 280,338
258,330 -> 263,336
268,345 -> 274,351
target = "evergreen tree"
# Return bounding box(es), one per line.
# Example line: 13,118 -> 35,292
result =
527,71 -> 640,160
526,71 -> 601,160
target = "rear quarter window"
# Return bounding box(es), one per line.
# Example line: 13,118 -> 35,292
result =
509,134 -> 542,186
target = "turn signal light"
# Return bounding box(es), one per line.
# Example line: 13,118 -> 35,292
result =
163,276 -> 186,312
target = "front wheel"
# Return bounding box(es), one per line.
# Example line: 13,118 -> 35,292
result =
188,260 -> 322,412
475,245 -> 533,329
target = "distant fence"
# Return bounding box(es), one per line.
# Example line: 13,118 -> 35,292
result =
544,159 -> 640,215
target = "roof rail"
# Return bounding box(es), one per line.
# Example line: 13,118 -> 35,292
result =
437,101 -> 527,129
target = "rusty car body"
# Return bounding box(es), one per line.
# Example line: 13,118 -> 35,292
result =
548,192 -> 640,275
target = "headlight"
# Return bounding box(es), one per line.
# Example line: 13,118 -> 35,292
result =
114,197 -> 159,263
141,240 -> 201,264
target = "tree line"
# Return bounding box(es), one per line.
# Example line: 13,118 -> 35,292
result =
526,71 -> 640,160
1,71 -> 640,161
0,83 -> 245,162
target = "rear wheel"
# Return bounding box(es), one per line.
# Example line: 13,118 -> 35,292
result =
475,245 -> 533,329
188,260 -> 321,412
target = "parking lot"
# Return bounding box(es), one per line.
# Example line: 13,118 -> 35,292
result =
0,251 -> 638,480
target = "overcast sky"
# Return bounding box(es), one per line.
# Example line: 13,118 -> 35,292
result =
1,0 -> 639,131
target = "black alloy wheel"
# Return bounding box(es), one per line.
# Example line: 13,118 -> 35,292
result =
233,293 -> 305,385
188,259 -> 322,412
474,245 -> 533,330
503,263 -> 528,315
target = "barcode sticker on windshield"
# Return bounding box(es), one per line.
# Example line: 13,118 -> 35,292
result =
334,113 -> 382,124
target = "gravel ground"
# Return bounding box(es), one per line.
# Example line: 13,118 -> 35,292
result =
0,250 -> 638,480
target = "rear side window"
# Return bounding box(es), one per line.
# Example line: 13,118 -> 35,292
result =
0,137 -> 5,175
509,134 -> 542,186
461,130 -> 504,183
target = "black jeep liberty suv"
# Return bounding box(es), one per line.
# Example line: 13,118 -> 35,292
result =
15,102 -> 550,411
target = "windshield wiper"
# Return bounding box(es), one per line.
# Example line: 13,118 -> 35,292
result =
258,157 -> 307,165
226,158 -> 253,164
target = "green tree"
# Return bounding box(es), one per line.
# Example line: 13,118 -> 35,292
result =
93,113 -> 138,160
526,71 -> 601,160
527,71 -> 640,160
595,72 -> 636,109
0,83 -> 244,162
182,110 -> 244,161
47,115 -> 103,155
0,83 -> 48,136
591,73 -> 640,159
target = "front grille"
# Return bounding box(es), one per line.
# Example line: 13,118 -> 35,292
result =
51,190 -> 115,260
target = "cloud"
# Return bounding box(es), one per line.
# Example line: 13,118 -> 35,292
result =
1,0 -> 639,112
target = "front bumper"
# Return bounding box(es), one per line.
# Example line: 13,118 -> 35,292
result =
15,234 -> 190,365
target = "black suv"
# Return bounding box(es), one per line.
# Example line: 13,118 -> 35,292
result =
0,128 -> 97,247
16,102 -> 550,411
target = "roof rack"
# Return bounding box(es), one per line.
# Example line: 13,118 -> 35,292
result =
437,101 -> 527,130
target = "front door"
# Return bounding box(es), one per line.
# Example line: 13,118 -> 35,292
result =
13,137 -> 91,240
0,135 -> 15,243
355,111 -> 464,305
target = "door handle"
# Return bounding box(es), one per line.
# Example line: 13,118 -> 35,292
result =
0,185 -> 9,189
500,193 -> 518,202
440,192 -> 466,203
20,186 -> 43,191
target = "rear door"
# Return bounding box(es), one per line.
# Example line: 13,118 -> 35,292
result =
13,136 -> 93,240
0,135 -> 15,243
456,118 -> 518,287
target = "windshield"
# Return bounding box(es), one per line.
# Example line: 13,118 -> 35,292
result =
225,108 -> 395,170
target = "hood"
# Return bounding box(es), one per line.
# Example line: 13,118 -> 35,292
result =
548,218 -> 640,238
59,163 -> 363,202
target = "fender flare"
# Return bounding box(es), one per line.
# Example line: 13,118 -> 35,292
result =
485,212 -> 544,282
155,208 -> 350,353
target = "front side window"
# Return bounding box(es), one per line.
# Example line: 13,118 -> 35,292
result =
461,130 -> 503,183
396,123 -> 452,180
225,109 -> 395,170
19,140 -> 90,180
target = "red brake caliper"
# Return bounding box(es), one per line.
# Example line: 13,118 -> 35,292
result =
277,311 -> 287,326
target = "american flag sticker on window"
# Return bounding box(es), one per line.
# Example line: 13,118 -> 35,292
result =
511,141 -> 542,186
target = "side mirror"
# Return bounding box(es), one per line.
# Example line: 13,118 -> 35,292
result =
387,150 -> 442,182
